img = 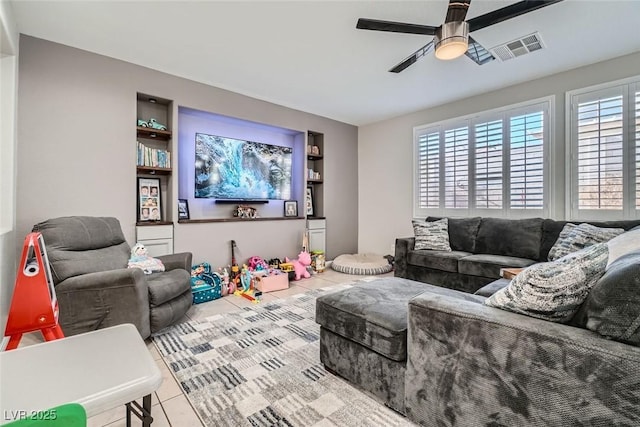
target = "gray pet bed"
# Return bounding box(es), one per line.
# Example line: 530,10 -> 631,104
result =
331,253 -> 393,275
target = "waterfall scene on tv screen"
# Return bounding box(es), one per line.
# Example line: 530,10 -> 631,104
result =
195,133 -> 292,200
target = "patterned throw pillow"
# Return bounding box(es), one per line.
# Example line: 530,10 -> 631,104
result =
412,218 -> 452,251
485,243 -> 609,322
548,223 -> 623,261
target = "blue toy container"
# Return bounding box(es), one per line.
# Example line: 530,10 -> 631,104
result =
191,279 -> 221,304
190,262 -> 222,304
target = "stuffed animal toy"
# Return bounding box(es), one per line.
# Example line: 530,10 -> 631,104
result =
224,267 -> 236,294
218,267 -> 230,296
127,243 -> 165,274
285,251 -> 312,280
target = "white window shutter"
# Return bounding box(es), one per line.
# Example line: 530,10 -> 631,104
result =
443,126 -> 469,209
474,119 -> 503,209
635,89 -> 640,210
415,129 -> 441,210
576,95 -> 624,210
509,111 -> 545,209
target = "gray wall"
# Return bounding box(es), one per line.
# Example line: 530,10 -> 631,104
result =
17,36 -> 358,268
1,0 -> 18,347
358,51 -> 640,256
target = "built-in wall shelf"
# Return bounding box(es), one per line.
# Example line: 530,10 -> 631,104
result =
307,179 -> 323,184
136,127 -> 172,140
179,217 -> 305,224
307,154 -> 323,160
136,92 -> 173,223
214,199 -> 270,204
135,220 -> 173,227
136,166 -> 171,175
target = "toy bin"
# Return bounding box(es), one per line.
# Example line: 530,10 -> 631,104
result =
255,272 -> 289,292
191,280 -> 222,304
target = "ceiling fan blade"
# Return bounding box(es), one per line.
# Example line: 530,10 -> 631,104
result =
467,0 -> 564,32
357,18 -> 438,35
465,36 -> 495,65
445,0 -> 472,23
389,40 -> 434,73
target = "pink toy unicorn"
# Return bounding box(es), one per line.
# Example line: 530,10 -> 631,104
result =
286,251 -> 312,280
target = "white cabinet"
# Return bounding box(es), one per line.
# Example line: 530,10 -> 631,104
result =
307,219 -> 326,254
135,225 -> 174,257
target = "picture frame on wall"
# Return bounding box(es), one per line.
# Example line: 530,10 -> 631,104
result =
284,200 -> 298,217
178,199 -> 190,220
137,177 -> 162,222
305,187 -> 314,217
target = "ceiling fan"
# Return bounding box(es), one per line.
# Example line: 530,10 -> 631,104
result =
356,0 -> 564,73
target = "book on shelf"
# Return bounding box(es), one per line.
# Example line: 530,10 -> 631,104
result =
137,141 -> 171,169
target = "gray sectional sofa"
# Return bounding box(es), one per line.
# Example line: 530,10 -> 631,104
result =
395,216 -> 640,293
316,217 -> 640,425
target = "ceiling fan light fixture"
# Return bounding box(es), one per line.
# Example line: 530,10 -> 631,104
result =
434,21 -> 469,60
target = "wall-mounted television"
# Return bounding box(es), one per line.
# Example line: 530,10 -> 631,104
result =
195,132 -> 292,200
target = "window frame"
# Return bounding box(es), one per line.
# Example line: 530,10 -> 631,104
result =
413,96 -> 553,219
565,76 -> 639,221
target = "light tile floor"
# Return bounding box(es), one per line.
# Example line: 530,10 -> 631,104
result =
18,269 -> 393,426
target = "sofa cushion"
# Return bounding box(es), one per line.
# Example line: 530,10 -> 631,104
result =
548,223 -> 624,261
485,243 -> 609,322
413,219 -> 451,251
606,228 -> 640,268
427,216 -> 481,252
474,217 -> 543,260
315,278 -> 432,361
539,219 -> 569,261
407,250 -> 472,273
147,269 -> 192,307
572,251 -> 640,345
474,278 -> 510,297
458,254 -> 537,279
33,216 -> 130,284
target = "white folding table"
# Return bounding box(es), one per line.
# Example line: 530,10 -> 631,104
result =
0,324 -> 162,426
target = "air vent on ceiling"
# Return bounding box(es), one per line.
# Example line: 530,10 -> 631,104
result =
490,32 -> 544,62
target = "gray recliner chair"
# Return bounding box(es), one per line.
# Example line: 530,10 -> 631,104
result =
32,216 -> 193,339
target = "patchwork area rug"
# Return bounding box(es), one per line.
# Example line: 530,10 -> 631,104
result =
152,280 -> 414,426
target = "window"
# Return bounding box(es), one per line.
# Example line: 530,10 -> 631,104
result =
414,98 -> 551,218
474,119 -> 503,209
567,78 -> 639,220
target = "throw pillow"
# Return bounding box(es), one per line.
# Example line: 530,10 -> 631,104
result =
547,223 -> 623,261
606,228 -> 640,268
572,251 -> 640,345
412,218 -> 452,251
485,243 -> 609,322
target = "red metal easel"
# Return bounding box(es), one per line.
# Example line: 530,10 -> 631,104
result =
3,232 -> 64,350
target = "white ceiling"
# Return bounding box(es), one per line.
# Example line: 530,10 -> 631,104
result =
10,1 -> 640,126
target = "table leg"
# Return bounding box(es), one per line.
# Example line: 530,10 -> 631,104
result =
125,395 -> 153,426
143,394 -> 152,427
126,402 -> 132,426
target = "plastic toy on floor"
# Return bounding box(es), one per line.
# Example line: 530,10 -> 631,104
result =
248,256 -> 269,272
127,243 -> 165,274
268,258 -> 281,269
240,264 -> 252,291
233,264 -> 260,303
285,251 -> 312,280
